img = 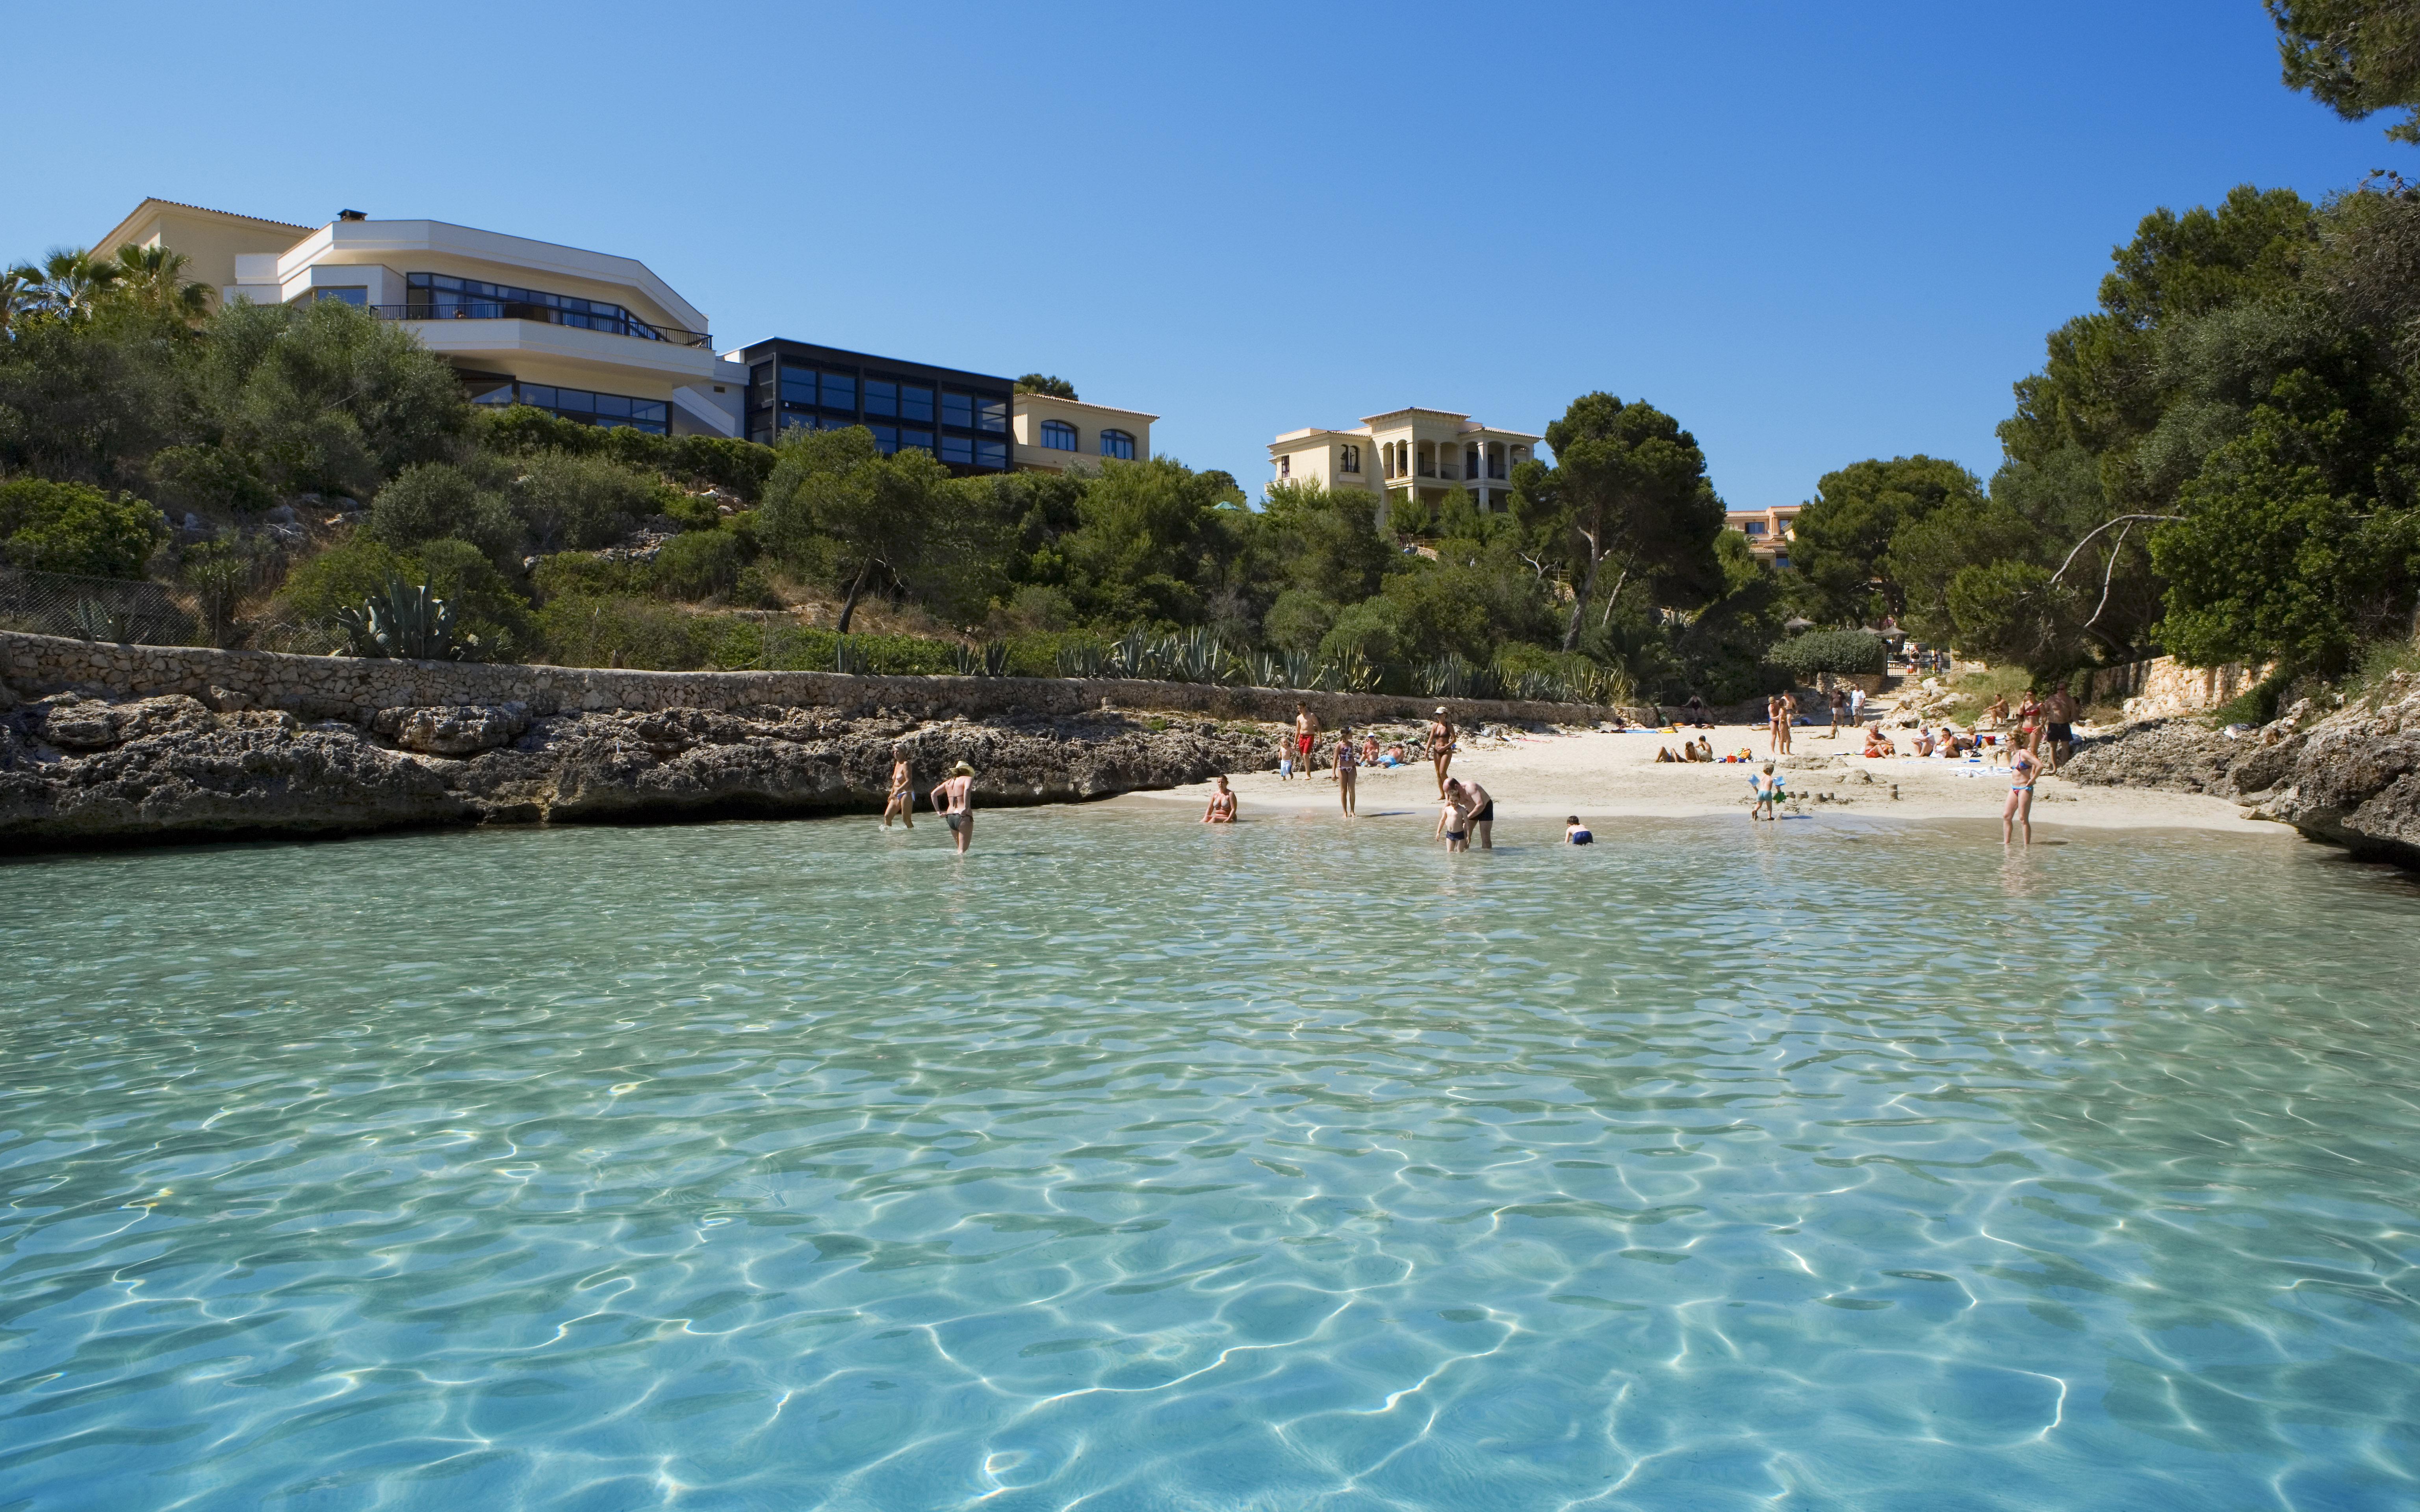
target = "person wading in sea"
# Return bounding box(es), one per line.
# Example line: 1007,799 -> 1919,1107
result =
1332,725 -> 1360,817
1446,777 -> 1496,850
1201,775 -> 1238,823
2003,745 -> 2039,847
881,744 -> 915,829
930,762 -> 977,854
1428,706 -> 1457,797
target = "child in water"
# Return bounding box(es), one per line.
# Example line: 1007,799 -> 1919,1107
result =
1564,816 -> 1594,845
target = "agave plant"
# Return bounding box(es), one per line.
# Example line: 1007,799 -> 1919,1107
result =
1054,641 -> 1108,678
1320,649 -> 1381,693
832,634 -> 869,674
952,640 -> 1011,677
1415,653 -> 1474,699
1240,650 -> 1284,689
1158,627 -> 1227,684
67,599 -> 141,644
1277,649 -> 1318,690
335,578 -> 470,660
1107,628 -> 1158,680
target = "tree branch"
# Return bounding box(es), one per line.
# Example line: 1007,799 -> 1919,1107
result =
2051,513 -> 2182,586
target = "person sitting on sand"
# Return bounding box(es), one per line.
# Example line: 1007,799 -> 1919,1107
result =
1911,730 -> 1936,758
1983,693 -> 2010,728
1565,815 -> 1594,845
1202,775 -> 1238,823
1361,734 -> 1381,767
1863,728 -> 1897,758
1383,742 -> 1406,767
1656,745 -> 1680,763
1692,737 -> 1715,762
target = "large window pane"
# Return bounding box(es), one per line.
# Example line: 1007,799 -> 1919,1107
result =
975,439 -> 1008,468
900,385 -> 935,422
779,367 -> 817,405
522,385 -> 557,409
863,378 -> 897,418
868,424 -> 899,454
1041,419 -> 1077,451
941,391 -> 973,429
1099,429 -> 1136,460
974,396 -> 1007,433
901,428 -> 935,453
592,394 -> 632,418
820,372 -> 856,411
940,434 -> 974,464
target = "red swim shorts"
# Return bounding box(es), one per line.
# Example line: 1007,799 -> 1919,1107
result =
1297,734 -> 1314,754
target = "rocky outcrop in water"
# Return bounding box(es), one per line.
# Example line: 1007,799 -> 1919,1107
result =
2064,671 -> 2420,866
0,684 -> 1276,850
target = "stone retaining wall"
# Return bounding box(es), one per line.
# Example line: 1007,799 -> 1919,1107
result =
0,631 -> 1631,729
2072,655 -> 2275,721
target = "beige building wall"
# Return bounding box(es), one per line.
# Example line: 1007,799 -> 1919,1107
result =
1269,407 -> 1539,521
87,198 -> 314,302
1011,393 -> 1156,472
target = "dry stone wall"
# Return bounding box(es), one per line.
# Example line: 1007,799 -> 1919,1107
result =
0,631 -> 1630,729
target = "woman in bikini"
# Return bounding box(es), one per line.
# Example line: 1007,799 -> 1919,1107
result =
1332,726 -> 1360,817
881,745 -> 915,828
1201,774 -> 1238,823
2003,745 -> 2039,846
1429,708 -> 1457,797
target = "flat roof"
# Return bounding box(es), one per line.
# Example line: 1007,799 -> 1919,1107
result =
731,337 -> 1014,390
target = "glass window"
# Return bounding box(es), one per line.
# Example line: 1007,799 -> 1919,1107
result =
779,366 -> 817,405
469,381 -> 516,407
975,439 -> 1008,469
900,384 -> 935,422
1100,428 -> 1136,460
316,286 -> 366,305
900,428 -> 935,454
820,372 -> 856,411
940,434 -> 974,464
867,424 -> 899,454
1040,419 -> 1078,451
749,361 -> 774,405
404,271 -> 677,341
1743,521 -> 1766,536
1340,445 -> 1360,473
593,394 -> 632,418
974,395 -> 1008,433
863,378 -> 897,417
521,384 -> 557,409
941,391 -> 973,429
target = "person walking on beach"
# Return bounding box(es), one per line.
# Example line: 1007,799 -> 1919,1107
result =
2003,746 -> 2039,846
1750,762 -> 1784,821
930,762 -> 977,854
882,744 -> 915,829
1827,687 -> 1847,739
2042,685 -> 2079,772
1202,775 -> 1238,823
1446,777 -> 1495,850
1765,695 -> 1783,756
1332,725 -> 1360,817
1780,691 -> 1798,754
1429,707 -> 1457,796
1275,735 -> 1294,781
1295,702 -> 1320,774
1850,684 -> 1867,726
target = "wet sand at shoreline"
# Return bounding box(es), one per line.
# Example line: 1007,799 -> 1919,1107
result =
1119,724 -> 2282,837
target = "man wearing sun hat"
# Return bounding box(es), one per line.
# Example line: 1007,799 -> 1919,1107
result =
929,762 -> 977,854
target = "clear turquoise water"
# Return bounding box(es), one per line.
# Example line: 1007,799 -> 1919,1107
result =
3,808 -> 2418,1510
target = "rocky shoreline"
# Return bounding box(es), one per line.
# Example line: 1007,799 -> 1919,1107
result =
0,684 -> 1286,851
2062,670 -> 2420,867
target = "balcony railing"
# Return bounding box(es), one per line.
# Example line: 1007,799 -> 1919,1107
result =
367,303 -> 712,348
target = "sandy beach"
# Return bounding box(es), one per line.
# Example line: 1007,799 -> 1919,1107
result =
1120,722 -> 2282,837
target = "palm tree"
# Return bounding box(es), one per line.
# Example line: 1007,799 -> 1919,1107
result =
0,266 -> 37,337
7,246 -> 124,322
111,243 -> 211,320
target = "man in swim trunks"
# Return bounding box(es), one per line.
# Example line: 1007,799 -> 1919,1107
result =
1429,706 -> 1457,796
930,761 -> 976,854
1201,774 -> 1238,823
1449,777 -> 1495,849
2042,686 -> 2079,772
1295,702 -> 1320,774
881,744 -> 915,828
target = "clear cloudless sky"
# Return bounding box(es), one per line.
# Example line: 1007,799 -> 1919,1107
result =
0,1 -> 2398,509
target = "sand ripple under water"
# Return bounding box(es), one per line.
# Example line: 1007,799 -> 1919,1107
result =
2,811 -> 2416,1509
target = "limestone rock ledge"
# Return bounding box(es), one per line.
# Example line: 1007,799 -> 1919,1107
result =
0,689 -> 1273,851
2063,671 -> 2420,867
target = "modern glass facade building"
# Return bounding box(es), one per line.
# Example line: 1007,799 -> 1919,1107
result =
733,339 -> 1017,474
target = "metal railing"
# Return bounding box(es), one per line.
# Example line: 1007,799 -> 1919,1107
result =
367,303 -> 713,348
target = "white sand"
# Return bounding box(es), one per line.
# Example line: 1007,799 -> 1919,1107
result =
1117,724 -> 2282,839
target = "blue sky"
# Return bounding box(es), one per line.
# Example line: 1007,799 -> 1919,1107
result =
0,2 -> 2396,509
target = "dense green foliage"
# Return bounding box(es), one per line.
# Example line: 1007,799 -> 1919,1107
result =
2271,0 -> 2420,143
0,477 -> 164,577
1766,629 -> 1889,679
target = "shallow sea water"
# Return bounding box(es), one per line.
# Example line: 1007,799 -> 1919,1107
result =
3,806 -> 2418,1510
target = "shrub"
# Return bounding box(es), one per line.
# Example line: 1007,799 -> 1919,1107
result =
1264,587 -> 1336,654
510,449 -> 664,551
1317,596 -> 1409,667
534,593 -> 718,670
653,528 -> 746,600
367,462 -> 521,567
529,552 -> 649,600
0,477 -> 166,578
1766,629 -> 1888,679
277,533 -> 532,655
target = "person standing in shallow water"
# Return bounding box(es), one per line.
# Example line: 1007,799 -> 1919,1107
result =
881,745 -> 915,828
1332,726 -> 1360,817
2003,746 -> 2038,847
1201,775 -> 1237,823
1447,777 -> 1495,850
930,762 -> 976,854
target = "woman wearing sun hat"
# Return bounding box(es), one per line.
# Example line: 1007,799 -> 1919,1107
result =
929,762 -> 977,854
